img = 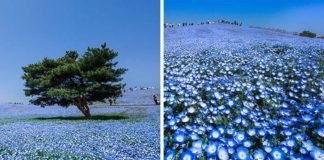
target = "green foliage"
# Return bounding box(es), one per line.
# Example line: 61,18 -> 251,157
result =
22,43 -> 127,110
299,30 -> 316,38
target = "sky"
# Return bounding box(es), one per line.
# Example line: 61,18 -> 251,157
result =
165,0 -> 324,34
0,0 -> 159,103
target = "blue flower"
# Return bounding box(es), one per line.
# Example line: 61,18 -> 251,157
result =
302,140 -> 314,151
180,150 -> 196,160
301,114 -> 314,122
235,146 -> 251,160
226,138 -> 237,148
234,131 -> 246,144
258,129 -> 267,137
189,133 -> 200,141
264,146 -> 272,153
299,147 -> 307,154
167,119 -> 176,126
315,126 -> 324,137
234,116 -> 242,124
191,140 -> 203,155
208,129 -> 221,140
253,149 -> 266,160
310,147 -> 324,160
165,150 -> 175,160
247,128 -> 256,136
270,147 -> 285,160
227,147 -> 235,155
280,129 -> 293,136
227,99 -> 235,107
243,140 -> 253,148
285,138 -> 296,148
205,142 -> 219,157
217,146 -> 229,160
173,132 -> 186,143
217,126 -> 226,134
289,154 -> 302,160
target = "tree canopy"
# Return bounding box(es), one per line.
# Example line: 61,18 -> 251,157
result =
299,30 -> 316,38
22,43 -> 127,118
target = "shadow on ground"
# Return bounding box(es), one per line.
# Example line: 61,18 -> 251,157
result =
33,114 -> 128,121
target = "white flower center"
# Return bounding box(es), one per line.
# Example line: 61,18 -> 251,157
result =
218,150 -> 228,160
238,151 -> 246,159
208,145 -> 216,153
255,154 -> 264,160
183,155 -> 192,160
188,107 -> 195,113
176,136 -> 183,142
273,151 -> 281,158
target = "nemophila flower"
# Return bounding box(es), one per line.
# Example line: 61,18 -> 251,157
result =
299,147 -> 307,154
180,150 -> 196,160
234,131 -> 246,144
200,102 -> 207,108
258,129 -> 267,137
281,129 -> 293,136
188,107 -> 196,114
205,142 -> 219,156
248,128 -> 256,136
264,146 -> 272,153
174,132 -> 186,143
191,140 -> 203,155
218,105 -> 225,110
302,140 -> 314,151
208,129 -> 221,140
280,146 -> 289,154
235,146 -> 251,160
164,25 -> 323,159
234,116 -> 242,124
270,147 -> 285,160
243,140 -> 253,148
227,147 -> 235,155
315,126 -> 324,137
289,154 -> 303,160
226,128 -> 235,135
214,92 -> 223,100
167,119 -> 176,126
189,133 -> 200,141
294,134 -> 306,141
285,138 -> 296,148
227,139 -> 237,148
253,149 -> 266,160
217,126 -> 226,134
301,114 -> 314,122
241,119 -> 249,127
217,146 -> 229,160
182,116 -> 190,123
310,147 -> 324,160
227,100 -> 234,107
165,150 -> 175,160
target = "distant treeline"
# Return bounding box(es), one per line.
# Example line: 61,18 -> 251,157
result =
164,19 -> 242,28
8,102 -> 24,105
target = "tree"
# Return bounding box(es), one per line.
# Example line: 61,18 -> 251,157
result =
22,43 -> 127,118
299,30 -> 316,38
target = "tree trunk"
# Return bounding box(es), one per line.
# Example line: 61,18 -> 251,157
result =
75,99 -> 91,119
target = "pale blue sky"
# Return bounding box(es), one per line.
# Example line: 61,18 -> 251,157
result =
0,0 -> 159,103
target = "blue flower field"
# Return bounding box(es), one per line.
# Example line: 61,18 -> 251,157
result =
164,24 -> 324,160
0,88 -> 160,159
